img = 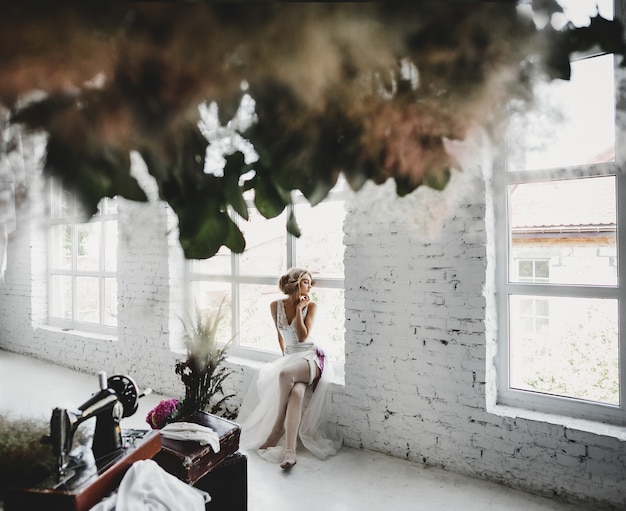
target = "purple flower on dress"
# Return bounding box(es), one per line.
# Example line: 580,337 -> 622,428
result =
145,398 -> 180,429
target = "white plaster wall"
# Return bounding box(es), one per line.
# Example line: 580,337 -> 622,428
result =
1,134 -> 625,509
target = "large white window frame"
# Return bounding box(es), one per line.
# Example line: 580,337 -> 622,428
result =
186,185 -> 347,367
48,180 -> 118,335
495,1 -> 626,426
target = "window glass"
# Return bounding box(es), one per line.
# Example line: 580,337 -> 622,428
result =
76,223 -> 100,272
48,187 -> 118,333
49,275 -> 72,319
239,210 -> 287,276
509,295 -> 619,405
507,54 -> 615,171
508,177 -> 616,286
50,225 -> 72,270
190,246 -> 231,276
239,283 -> 283,353
76,276 -> 100,324
294,201 -> 345,279
189,280 -> 232,346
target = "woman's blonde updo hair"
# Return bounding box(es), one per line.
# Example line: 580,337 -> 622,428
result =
278,268 -> 314,295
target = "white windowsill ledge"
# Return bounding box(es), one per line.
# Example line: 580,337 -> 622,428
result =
490,403 -> 626,441
37,324 -> 119,342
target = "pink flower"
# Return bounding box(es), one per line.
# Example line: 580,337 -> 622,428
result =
145,398 -> 180,429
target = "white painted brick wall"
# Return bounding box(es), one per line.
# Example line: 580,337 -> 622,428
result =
339,172 -> 626,509
1,135 -> 625,509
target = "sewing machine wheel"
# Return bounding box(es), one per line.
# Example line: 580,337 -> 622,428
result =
107,375 -> 139,417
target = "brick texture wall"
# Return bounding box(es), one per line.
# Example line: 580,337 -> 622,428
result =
1,137 -> 625,509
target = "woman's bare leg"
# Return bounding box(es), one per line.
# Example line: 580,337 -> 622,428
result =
259,359 -> 310,450
280,381 -> 306,468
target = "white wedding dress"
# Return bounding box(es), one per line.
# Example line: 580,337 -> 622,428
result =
236,299 -> 342,462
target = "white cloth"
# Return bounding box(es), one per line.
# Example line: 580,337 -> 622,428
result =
160,422 -> 221,452
89,459 -> 209,511
236,299 -> 342,461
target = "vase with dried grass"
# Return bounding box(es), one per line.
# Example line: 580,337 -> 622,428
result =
175,299 -> 238,421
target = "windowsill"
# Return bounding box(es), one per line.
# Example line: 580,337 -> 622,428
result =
490,403 -> 626,441
225,354 -> 346,387
37,324 -> 119,342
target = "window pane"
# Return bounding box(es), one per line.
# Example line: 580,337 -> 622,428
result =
294,201 -> 345,279
50,225 -> 73,270
509,177 -> 617,285
239,283 -> 283,353
189,281 -> 232,346
237,284 -> 345,362
49,275 -> 72,319
518,260 -> 533,279
239,210 -> 287,276
76,276 -> 100,324
104,220 -> 117,272
76,223 -> 100,272
535,261 -> 549,280
190,246 -> 231,275
507,53 -> 614,171
509,295 -> 619,405
104,278 -> 117,327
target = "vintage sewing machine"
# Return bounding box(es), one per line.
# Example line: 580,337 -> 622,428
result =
4,371 -> 162,511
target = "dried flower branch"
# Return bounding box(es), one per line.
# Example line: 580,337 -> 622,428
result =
176,299 -> 237,420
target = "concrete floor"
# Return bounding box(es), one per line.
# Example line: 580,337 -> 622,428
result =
0,350 -> 592,511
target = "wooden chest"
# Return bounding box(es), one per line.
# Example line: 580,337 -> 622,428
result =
153,412 -> 241,485
4,429 -> 161,511
197,451 -> 247,511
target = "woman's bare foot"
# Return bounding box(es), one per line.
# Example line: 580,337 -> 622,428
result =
280,449 -> 297,469
259,427 -> 285,450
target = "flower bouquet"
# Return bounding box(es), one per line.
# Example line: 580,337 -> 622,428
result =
145,398 -> 181,430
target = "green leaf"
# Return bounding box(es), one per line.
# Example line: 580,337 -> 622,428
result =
222,152 -> 249,220
286,208 -> 301,238
224,215 -> 246,253
254,175 -> 287,219
179,211 -> 230,259
425,166 -> 451,191
394,175 -> 419,198
45,136 -> 147,217
301,177 -> 336,207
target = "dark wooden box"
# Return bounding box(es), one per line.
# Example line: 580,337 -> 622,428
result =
153,412 -> 241,485
196,451 -> 247,511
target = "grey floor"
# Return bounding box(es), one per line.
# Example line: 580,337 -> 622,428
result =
0,350 -> 591,511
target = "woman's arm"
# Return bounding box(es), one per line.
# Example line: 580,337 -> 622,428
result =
294,300 -> 316,343
270,301 -> 285,354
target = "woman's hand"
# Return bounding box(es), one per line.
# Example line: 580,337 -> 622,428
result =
297,294 -> 310,309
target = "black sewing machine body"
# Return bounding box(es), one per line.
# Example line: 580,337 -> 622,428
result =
4,372 -> 161,511
50,372 -> 132,476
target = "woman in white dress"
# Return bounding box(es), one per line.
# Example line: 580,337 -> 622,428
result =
236,268 -> 342,469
